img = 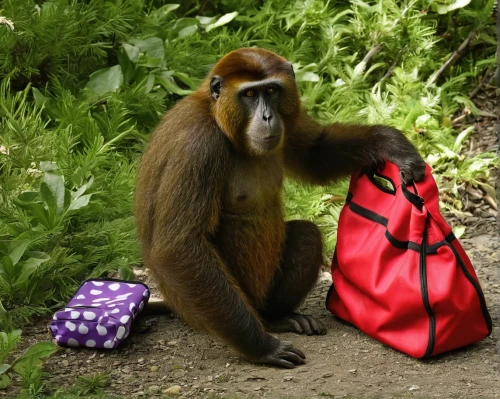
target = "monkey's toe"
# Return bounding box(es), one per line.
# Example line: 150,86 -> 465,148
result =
265,313 -> 327,335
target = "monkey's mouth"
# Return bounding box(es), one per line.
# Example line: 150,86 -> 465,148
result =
253,135 -> 281,142
251,135 -> 282,151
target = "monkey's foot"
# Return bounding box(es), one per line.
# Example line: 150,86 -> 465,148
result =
265,313 -> 327,336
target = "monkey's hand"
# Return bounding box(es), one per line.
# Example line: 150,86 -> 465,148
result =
265,313 -> 327,335
378,127 -> 426,183
251,335 -> 306,369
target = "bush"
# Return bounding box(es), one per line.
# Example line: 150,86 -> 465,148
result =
0,0 -> 498,328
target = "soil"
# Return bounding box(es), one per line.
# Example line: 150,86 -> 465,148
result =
5,90 -> 499,399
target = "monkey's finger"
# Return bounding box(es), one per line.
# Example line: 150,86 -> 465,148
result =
293,314 -> 314,335
281,351 -> 306,365
289,318 -> 304,334
306,316 -> 327,335
268,358 -> 296,369
282,343 -> 306,359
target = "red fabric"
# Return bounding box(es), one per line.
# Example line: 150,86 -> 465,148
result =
326,161 -> 492,358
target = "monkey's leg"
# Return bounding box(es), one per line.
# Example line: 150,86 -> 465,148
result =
259,220 -> 327,335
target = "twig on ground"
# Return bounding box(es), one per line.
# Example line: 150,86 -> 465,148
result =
427,28 -> 477,87
380,45 -> 408,82
361,43 -> 383,66
469,68 -> 494,99
362,2 -> 414,70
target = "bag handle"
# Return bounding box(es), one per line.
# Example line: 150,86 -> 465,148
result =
376,161 -> 444,218
355,161 -> 441,216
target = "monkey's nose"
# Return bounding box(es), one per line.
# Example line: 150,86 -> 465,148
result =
263,114 -> 272,122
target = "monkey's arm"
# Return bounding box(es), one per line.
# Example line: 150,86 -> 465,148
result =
284,111 -> 425,185
137,115 -> 303,368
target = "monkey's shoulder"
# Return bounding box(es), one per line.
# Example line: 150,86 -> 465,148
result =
150,98 -> 231,165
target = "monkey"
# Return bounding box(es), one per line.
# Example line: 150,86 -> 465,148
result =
135,48 -> 426,368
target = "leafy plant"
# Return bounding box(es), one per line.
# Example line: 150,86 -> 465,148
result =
0,0 -> 497,333
0,330 -> 58,395
71,372 -> 111,396
14,162 -> 93,231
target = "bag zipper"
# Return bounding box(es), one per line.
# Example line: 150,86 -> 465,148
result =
419,217 -> 436,358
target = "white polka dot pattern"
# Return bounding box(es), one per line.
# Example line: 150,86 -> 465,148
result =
49,279 -> 150,350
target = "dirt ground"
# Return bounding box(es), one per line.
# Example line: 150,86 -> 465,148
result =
6,91 -> 500,399
16,228 -> 499,399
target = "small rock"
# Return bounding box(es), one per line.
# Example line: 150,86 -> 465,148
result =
148,385 -> 160,393
62,359 -> 69,367
409,385 -> 420,391
283,375 -> 293,381
167,340 -> 178,346
151,366 -> 159,372
349,369 -> 357,373
254,386 -> 262,391
163,385 -> 182,395
322,372 -> 333,378
138,358 -> 145,364
206,376 -> 213,382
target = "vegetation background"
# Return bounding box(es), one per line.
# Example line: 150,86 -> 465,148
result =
0,0 -> 498,397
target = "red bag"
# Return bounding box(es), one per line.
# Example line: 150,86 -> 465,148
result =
326,161 -> 492,358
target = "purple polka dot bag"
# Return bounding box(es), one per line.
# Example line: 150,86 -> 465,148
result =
49,279 -> 150,349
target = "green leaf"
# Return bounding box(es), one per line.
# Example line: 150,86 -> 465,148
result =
15,253 -> 50,286
8,240 -> 29,265
22,203 -> 51,228
0,364 -> 9,375
432,0 -> 472,14
2,256 -> 15,279
156,4 -> 180,15
145,74 -> 155,94
453,126 -> 475,152
40,182 -> 57,214
118,266 -> 135,281
452,225 -> 466,239
293,63 -> 320,82
178,25 -> 198,38
129,37 -> 164,61
85,65 -> 124,95
196,15 -> 216,25
122,43 -> 140,63
206,12 -> 238,32
13,342 -> 58,373
296,71 -> 320,82
40,162 -> 65,216
0,301 -> 6,315
67,194 -> 92,212
156,72 -> 193,96
32,88 -> 49,108
64,188 -> 72,210
21,342 -> 58,360
16,192 -> 39,203
173,72 -> 201,90
0,374 -> 10,389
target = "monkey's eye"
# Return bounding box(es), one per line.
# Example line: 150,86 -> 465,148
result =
244,90 -> 256,97
266,87 -> 276,95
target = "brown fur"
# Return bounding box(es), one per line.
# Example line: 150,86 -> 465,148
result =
135,48 -> 425,367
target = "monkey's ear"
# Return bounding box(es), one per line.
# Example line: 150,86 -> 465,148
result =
210,76 -> 222,100
285,61 -> 295,78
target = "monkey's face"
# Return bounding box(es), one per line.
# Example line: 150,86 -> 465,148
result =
208,48 -> 299,156
237,79 -> 285,154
